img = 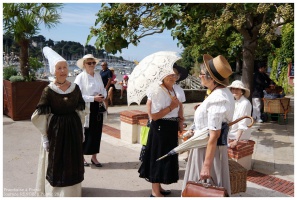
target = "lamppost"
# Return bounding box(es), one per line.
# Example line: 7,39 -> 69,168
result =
62,44 -> 67,59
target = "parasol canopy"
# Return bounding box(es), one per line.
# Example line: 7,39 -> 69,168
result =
127,51 -> 181,105
156,116 -> 254,161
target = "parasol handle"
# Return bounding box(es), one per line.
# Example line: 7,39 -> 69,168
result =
156,154 -> 169,161
228,116 -> 254,128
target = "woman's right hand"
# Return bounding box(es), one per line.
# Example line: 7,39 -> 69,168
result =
94,94 -> 104,102
170,97 -> 179,109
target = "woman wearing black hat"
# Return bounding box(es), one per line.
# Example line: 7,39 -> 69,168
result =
182,55 -> 235,196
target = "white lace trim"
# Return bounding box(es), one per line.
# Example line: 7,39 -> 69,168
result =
48,82 -> 76,94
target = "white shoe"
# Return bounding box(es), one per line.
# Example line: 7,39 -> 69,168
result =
257,119 -> 263,123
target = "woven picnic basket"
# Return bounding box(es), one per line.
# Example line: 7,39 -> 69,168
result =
263,97 -> 290,114
229,159 -> 247,194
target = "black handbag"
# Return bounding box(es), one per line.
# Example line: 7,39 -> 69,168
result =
98,102 -> 106,113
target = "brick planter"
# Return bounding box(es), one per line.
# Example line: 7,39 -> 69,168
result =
3,80 -> 49,121
120,110 -> 148,143
228,140 -> 256,170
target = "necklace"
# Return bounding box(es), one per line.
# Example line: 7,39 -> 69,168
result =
55,80 -> 67,86
210,84 -> 222,94
161,84 -> 176,98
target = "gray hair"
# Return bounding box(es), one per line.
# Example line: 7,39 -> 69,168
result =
200,63 -> 223,86
200,64 -> 212,79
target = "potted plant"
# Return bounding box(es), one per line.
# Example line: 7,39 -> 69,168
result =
3,3 -> 63,120
3,58 -> 49,120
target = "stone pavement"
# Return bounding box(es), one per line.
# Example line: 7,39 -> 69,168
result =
2,96 -> 294,197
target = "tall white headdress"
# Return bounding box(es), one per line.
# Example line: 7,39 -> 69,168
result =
43,47 -> 67,75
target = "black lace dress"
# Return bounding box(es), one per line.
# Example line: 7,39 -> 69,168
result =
36,84 -> 85,187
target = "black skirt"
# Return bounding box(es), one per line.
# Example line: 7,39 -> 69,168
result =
138,119 -> 179,184
83,101 -> 103,155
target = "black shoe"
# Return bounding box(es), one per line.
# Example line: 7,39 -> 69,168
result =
84,161 -> 90,167
149,194 -> 155,197
91,159 -> 103,167
160,190 -> 171,195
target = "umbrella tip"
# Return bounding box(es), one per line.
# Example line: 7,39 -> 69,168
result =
156,154 -> 168,161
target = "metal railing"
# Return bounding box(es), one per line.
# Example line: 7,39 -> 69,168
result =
179,75 -> 204,89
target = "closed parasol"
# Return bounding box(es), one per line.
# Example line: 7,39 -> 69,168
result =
156,116 -> 254,161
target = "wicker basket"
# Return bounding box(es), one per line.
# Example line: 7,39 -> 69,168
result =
263,97 -> 290,114
229,159 -> 247,194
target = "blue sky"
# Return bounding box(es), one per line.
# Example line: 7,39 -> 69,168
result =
38,3 -> 184,62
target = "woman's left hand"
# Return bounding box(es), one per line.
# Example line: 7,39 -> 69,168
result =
200,164 -> 211,180
229,140 -> 238,149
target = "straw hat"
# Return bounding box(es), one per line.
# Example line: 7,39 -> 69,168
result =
173,63 -> 188,82
76,54 -> 100,69
43,47 -> 67,75
227,80 -> 250,98
203,54 -> 233,86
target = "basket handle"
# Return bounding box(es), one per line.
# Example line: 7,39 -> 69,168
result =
228,116 -> 254,128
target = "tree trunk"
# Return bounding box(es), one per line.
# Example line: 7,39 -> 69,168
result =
234,58 -> 241,80
19,39 -> 30,78
241,37 -> 257,101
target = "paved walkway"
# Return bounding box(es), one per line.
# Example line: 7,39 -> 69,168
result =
2,96 -> 294,197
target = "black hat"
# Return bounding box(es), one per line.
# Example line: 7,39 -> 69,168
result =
173,63 -> 189,82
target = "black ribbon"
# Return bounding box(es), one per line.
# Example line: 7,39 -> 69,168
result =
208,60 -> 225,81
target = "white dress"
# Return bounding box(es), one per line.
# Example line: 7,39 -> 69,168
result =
228,95 -> 252,140
182,88 -> 235,196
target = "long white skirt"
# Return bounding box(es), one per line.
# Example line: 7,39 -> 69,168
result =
35,141 -> 82,197
182,145 -> 231,196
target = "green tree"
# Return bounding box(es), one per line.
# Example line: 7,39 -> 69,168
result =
87,3 -> 293,94
3,3 -> 63,80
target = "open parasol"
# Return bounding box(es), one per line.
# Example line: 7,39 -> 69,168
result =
156,116 -> 254,161
127,51 -> 181,105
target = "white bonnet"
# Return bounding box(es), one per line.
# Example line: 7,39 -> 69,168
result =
43,47 -> 67,75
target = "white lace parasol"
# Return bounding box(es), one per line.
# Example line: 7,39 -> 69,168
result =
127,51 -> 181,105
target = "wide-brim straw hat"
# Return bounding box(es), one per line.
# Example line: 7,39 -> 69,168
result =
227,80 -> 250,98
173,64 -> 189,82
203,54 -> 233,86
76,54 -> 100,69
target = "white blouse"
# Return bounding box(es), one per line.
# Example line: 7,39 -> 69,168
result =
74,72 -> 106,102
173,84 -> 186,103
194,88 -> 235,134
150,85 -> 179,118
228,95 -> 252,140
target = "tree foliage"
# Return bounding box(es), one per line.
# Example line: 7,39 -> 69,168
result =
88,3 -> 294,94
269,22 -> 294,94
3,3 -> 63,80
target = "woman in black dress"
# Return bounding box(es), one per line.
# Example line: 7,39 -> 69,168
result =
75,54 -> 107,167
32,47 -> 85,196
138,72 -> 181,197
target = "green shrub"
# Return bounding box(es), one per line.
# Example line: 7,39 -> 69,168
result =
9,75 -> 25,82
3,66 -> 18,80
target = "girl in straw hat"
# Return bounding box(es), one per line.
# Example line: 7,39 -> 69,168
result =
227,80 -> 252,148
182,55 -> 235,196
74,54 -> 106,168
32,47 -> 86,197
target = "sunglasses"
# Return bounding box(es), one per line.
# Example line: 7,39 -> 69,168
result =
86,62 -> 96,65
